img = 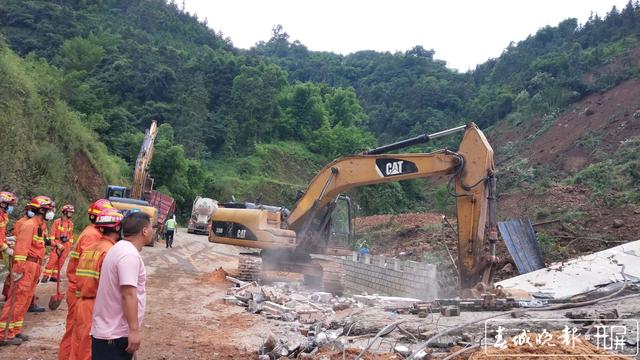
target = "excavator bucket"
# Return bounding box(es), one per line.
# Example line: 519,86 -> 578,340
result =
498,219 -> 545,274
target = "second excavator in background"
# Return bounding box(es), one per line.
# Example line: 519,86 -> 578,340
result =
209,123 -> 498,295
106,120 -> 176,244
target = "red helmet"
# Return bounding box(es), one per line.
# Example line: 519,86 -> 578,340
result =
29,196 -> 55,210
94,208 -> 124,229
61,204 -> 75,214
0,191 -> 17,206
88,199 -> 114,223
88,199 -> 113,216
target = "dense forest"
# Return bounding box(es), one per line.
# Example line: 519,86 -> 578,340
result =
1,0 -> 639,219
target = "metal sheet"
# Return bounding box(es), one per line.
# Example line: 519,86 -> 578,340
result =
498,219 -> 544,274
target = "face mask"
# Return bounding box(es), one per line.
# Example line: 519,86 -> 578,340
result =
7,206 -> 13,215
45,211 -> 55,221
27,210 -> 35,218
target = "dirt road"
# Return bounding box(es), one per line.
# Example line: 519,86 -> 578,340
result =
2,230 -> 639,359
0,230 -> 273,359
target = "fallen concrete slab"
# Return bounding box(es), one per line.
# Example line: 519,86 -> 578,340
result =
352,294 -> 422,307
497,240 -> 640,299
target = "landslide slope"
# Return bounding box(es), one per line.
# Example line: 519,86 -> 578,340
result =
0,38 -> 126,225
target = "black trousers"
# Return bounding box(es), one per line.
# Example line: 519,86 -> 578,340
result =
165,229 -> 174,248
91,336 -> 132,360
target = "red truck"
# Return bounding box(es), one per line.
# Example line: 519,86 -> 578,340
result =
146,190 -> 176,232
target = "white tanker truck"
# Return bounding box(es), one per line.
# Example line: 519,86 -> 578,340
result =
187,196 -> 218,235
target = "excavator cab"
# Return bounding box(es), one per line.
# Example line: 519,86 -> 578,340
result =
328,195 -> 353,248
105,185 -> 130,199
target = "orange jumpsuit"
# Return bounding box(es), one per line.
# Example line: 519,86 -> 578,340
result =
2,215 -> 28,300
0,217 -> 48,340
43,217 -> 75,280
70,235 -> 115,360
58,225 -> 101,360
12,216 -> 29,237
0,210 -> 9,300
0,210 -> 8,254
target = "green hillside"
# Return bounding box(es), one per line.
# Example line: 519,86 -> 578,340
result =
0,37 -> 126,225
1,0 -> 639,222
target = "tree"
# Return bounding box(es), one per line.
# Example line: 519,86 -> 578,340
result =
325,87 -> 368,127
229,62 -> 288,146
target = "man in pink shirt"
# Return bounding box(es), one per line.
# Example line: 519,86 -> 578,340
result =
91,212 -> 152,360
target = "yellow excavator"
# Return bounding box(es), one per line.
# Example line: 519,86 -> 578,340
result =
209,123 -> 497,293
106,120 -> 176,244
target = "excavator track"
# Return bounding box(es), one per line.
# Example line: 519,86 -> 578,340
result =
312,258 -> 346,295
237,255 -> 263,282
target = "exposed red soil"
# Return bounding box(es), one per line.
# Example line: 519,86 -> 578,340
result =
356,211 -> 514,281
499,184 -> 640,256
582,45 -> 640,86
203,267 -> 230,284
71,151 -> 105,200
529,78 -> 640,173
490,76 -> 640,177
356,212 -> 444,233
485,75 -> 640,269
358,184 -> 639,281
356,213 -> 444,256
139,274 -> 260,360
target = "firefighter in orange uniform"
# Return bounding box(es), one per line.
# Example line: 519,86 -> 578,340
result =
0,196 -> 55,346
2,205 -> 47,312
70,208 -> 122,360
13,205 -> 34,236
0,192 -> 18,300
58,199 -> 113,360
0,191 -> 17,257
42,204 -> 75,283
8,205 -> 47,313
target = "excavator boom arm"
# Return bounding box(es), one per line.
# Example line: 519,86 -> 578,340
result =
286,150 -> 462,228
131,120 -> 158,199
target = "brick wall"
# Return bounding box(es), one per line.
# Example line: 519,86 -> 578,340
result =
336,253 -> 439,300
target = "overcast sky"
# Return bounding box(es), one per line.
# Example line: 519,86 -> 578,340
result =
184,0 -> 630,72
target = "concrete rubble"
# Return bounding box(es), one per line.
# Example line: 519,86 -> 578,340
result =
224,275 -> 443,358
225,276 -> 344,324
497,239 -> 640,299
221,240 -> 640,359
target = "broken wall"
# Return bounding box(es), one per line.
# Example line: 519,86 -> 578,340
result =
336,253 -> 439,300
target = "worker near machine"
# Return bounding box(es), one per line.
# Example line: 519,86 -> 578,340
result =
164,215 -> 176,248
92,212 -> 151,360
0,192 -> 18,299
358,239 -> 369,255
42,204 -> 75,283
58,199 -> 114,359
70,208 -> 122,360
0,195 -> 55,346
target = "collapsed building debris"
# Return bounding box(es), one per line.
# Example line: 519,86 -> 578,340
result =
217,238 -> 640,359
225,275 -> 340,324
